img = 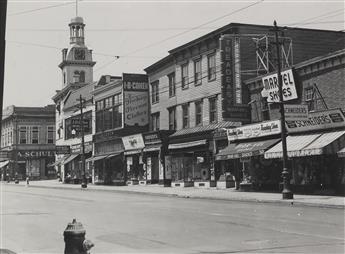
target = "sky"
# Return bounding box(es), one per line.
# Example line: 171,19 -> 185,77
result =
3,0 -> 345,108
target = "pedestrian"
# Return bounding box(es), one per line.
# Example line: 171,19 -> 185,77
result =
26,176 -> 30,187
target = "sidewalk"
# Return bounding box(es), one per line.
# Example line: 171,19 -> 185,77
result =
5,180 -> 345,209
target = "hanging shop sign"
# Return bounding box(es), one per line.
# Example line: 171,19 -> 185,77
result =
70,141 -> 92,154
227,120 -> 281,141
123,73 -> 149,127
285,108 -> 345,133
122,134 -> 145,151
284,104 -> 309,121
261,69 -> 298,103
55,145 -> 70,155
143,132 -> 161,144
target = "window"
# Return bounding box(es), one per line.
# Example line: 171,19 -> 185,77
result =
195,100 -> 203,126
261,98 -> 270,121
151,113 -> 160,131
168,107 -> 176,130
19,126 -> 27,144
79,71 -> 85,83
182,104 -> 190,128
151,81 -> 159,104
194,59 -> 201,85
209,97 -> 218,123
168,73 -> 176,97
305,87 -> 315,111
208,54 -> 216,80
95,95 -> 122,133
31,126 -> 39,144
181,64 -> 189,89
47,126 -> 54,144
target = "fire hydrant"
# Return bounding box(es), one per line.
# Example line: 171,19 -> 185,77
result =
63,219 -> 94,254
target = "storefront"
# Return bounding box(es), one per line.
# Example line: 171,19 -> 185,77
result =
167,122 -> 239,188
122,134 -> 145,185
63,142 -> 92,184
337,147 -> 345,195
92,131 -> 125,185
142,130 -> 173,185
265,109 -> 345,195
215,120 -> 282,191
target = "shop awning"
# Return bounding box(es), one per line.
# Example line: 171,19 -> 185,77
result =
215,138 -> 280,161
63,154 -> 80,165
143,144 -> 161,152
106,152 -> 122,159
49,156 -> 68,167
168,140 -> 207,150
338,147 -> 345,157
265,130 -> 345,159
85,155 -> 108,163
0,160 -> 9,168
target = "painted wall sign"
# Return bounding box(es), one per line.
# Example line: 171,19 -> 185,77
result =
122,134 -> 145,151
261,69 -> 298,103
227,120 -> 281,141
123,73 -> 149,127
285,108 -> 345,133
284,104 -> 309,121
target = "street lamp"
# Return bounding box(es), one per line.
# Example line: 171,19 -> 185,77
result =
273,20 -> 293,199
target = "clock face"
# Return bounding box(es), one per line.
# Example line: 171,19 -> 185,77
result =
74,49 -> 85,60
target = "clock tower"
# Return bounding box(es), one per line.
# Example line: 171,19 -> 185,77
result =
59,16 -> 96,87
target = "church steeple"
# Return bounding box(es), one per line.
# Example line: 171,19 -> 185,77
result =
59,12 -> 96,88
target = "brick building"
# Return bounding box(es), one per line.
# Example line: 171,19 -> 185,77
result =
144,23 -> 345,187
216,48 -> 345,194
0,105 -> 56,180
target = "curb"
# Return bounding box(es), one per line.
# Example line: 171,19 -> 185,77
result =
4,183 -> 344,209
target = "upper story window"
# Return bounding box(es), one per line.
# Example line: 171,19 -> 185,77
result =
194,58 -> 201,85
195,100 -> 203,126
208,54 -> 216,81
151,81 -> 159,104
95,95 -> 122,133
19,126 -> 27,144
168,73 -> 176,97
47,126 -> 55,144
31,126 -> 39,144
168,107 -> 176,130
151,112 -> 160,131
182,103 -> 190,128
305,86 -> 315,111
209,97 -> 218,123
181,63 -> 189,89
261,98 -> 270,121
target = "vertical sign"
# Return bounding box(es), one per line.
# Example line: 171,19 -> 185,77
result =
122,73 -> 149,127
220,35 -> 234,118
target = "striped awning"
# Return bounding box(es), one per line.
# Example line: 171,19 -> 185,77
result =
265,130 -> 345,159
215,138 -> 280,161
168,140 -> 207,150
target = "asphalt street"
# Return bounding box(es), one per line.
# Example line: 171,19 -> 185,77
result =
1,184 -> 344,254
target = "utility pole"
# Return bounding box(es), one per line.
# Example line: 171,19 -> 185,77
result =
274,20 -> 293,199
0,0 -> 8,144
77,94 -> 87,188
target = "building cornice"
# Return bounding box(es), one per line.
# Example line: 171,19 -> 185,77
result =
58,60 -> 96,69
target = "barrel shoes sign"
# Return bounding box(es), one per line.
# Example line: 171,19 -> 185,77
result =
285,108 -> 345,133
123,73 -> 149,127
261,69 -> 297,103
227,120 -> 281,141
